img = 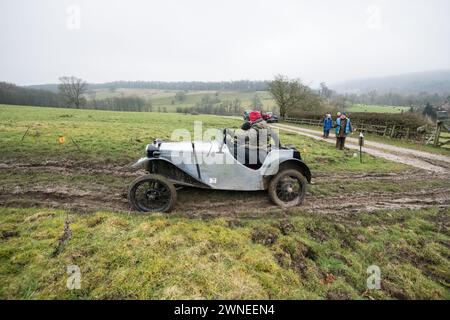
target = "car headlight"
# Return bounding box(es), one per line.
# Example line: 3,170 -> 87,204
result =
146,144 -> 160,158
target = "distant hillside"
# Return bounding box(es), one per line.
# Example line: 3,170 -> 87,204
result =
332,70 -> 450,95
27,80 -> 269,93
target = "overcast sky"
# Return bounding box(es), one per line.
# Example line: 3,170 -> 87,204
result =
1,0 -> 449,86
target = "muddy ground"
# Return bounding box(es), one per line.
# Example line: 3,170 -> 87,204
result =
1,160 -> 449,219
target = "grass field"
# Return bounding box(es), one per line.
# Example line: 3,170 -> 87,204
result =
0,104 -> 405,172
347,104 -> 411,114
0,104 -> 449,299
87,88 -> 413,115
1,207 -> 448,299
86,89 -> 277,113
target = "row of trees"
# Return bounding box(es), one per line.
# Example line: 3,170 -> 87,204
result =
317,84 -> 450,109
87,80 -> 269,92
0,77 -> 151,112
0,82 -> 65,108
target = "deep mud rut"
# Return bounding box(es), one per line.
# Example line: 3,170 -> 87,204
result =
1,161 -> 449,218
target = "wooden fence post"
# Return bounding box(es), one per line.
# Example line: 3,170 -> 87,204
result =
434,122 -> 442,147
390,125 -> 396,138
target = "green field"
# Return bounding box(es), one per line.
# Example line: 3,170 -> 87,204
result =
0,105 -> 239,164
1,207 -> 448,299
87,88 -> 415,115
86,89 -> 277,113
347,104 -> 411,114
0,104 -> 449,299
0,104 -> 405,172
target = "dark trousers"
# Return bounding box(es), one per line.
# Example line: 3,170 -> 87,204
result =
323,129 -> 330,138
336,137 -> 346,150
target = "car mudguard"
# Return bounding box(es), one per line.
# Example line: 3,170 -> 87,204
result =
262,159 -> 311,183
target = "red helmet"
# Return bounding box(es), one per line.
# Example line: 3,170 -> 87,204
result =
249,111 -> 262,122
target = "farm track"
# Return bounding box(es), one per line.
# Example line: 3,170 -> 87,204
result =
272,123 -> 450,173
1,161 -> 449,218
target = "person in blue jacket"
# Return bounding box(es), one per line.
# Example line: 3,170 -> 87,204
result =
335,111 -> 341,127
322,113 -> 332,138
334,113 -> 352,150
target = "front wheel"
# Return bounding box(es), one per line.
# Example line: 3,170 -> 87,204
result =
128,174 -> 177,213
268,169 -> 307,208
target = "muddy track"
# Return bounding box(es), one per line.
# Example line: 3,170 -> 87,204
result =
313,168 -> 438,182
1,184 -> 449,218
1,170 -> 450,218
304,187 -> 450,215
0,161 -> 139,177
1,161 -> 436,181
1,160 -> 449,218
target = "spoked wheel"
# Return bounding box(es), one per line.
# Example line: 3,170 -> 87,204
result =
128,174 -> 177,213
268,169 -> 307,208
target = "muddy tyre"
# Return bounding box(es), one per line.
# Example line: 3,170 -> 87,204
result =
268,169 -> 307,208
128,174 -> 177,213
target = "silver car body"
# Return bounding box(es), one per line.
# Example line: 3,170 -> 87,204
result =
133,139 -> 310,191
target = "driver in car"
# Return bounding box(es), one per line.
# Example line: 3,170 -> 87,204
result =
240,112 -> 279,145
228,111 -> 280,167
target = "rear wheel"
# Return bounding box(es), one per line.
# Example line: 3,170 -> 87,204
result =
268,169 -> 307,208
128,174 -> 177,213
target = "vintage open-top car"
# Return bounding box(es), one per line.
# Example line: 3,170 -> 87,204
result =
128,129 -> 311,212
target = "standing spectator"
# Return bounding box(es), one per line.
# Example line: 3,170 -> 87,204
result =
323,113 -> 332,138
335,112 -> 342,128
334,112 -> 342,139
335,113 -> 352,150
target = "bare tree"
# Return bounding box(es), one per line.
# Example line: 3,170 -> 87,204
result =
319,82 -> 333,100
268,75 -> 312,119
58,76 -> 87,108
